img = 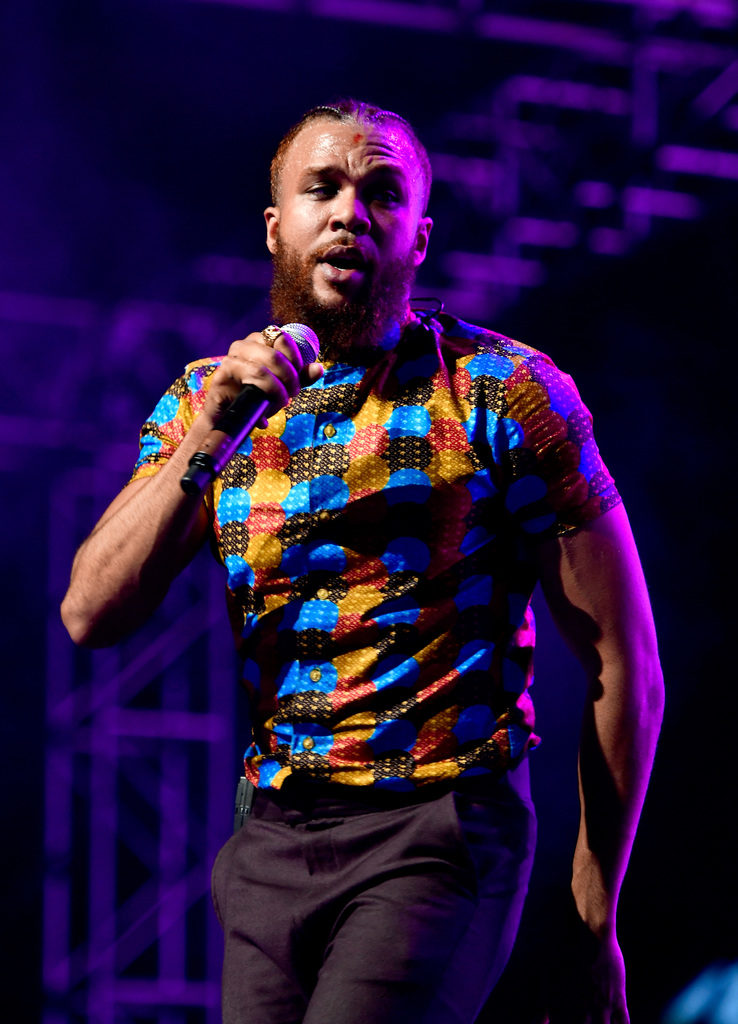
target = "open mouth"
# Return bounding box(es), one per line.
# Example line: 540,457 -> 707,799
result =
319,246 -> 368,272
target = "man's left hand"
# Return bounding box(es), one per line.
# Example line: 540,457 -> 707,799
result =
546,915 -> 630,1024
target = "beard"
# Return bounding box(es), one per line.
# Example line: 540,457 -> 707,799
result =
269,235 -> 419,363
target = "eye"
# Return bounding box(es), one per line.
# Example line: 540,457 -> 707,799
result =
307,182 -> 338,199
369,186 -> 401,206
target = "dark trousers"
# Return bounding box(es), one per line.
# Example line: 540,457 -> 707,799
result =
211,763 -> 536,1024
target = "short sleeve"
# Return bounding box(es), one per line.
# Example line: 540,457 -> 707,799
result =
129,358 -> 221,483
497,351 -> 621,538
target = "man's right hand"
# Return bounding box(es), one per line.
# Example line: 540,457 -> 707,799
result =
202,330 -> 324,432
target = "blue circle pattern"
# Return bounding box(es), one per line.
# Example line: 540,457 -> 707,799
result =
282,541 -> 346,578
218,488 -> 251,525
380,538 -> 431,574
131,315 -> 622,791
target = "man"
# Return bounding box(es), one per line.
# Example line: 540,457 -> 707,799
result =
62,99 -> 663,1024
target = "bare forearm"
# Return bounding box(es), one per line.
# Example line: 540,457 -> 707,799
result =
536,497 -> 663,1021
536,506 -> 664,933
572,656 -> 664,935
61,421 -> 212,647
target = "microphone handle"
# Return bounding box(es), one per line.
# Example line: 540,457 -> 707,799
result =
180,384 -> 269,496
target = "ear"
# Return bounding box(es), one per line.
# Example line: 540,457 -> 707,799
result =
264,206 -> 280,255
412,216 -> 433,268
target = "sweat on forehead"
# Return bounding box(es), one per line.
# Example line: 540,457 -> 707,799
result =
269,100 -> 432,213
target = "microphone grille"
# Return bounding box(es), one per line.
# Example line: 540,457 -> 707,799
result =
280,323 -> 320,364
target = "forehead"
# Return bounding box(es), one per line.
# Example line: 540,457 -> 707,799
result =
281,118 -> 424,195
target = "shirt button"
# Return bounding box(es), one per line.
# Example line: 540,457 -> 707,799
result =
302,736 -> 315,750
316,587 -> 329,600
323,423 -> 337,438
309,668 -> 322,683
319,510 -> 330,522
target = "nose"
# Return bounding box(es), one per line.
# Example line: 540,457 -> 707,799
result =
329,188 -> 371,235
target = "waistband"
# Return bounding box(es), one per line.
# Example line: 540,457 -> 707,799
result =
249,763 -> 530,822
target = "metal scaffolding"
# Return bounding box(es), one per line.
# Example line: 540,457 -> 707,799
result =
44,456 -> 239,1023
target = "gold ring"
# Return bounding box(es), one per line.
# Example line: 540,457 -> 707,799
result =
261,324 -> 282,347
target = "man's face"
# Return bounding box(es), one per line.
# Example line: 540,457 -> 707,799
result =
264,118 -> 432,350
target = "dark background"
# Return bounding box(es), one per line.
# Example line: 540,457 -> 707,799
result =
2,1 -> 736,1021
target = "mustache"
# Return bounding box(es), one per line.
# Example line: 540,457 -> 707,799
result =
312,235 -> 371,265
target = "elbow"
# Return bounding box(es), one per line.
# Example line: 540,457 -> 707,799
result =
60,591 -> 86,645
646,659 -> 665,727
598,636 -> 665,733
629,643 -> 664,734
625,619 -> 665,726
60,592 -> 120,648
60,574 -> 160,647
640,629 -> 665,715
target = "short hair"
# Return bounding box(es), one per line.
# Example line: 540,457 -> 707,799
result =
269,98 -> 432,214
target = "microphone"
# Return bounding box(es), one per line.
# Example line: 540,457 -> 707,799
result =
180,323 -> 320,496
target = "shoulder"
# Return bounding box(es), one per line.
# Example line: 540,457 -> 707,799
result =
431,312 -> 567,397
178,356 -> 225,393
435,313 -> 553,366
140,356 -> 224,431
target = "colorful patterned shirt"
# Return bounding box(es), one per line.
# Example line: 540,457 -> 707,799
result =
131,312 -> 621,791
